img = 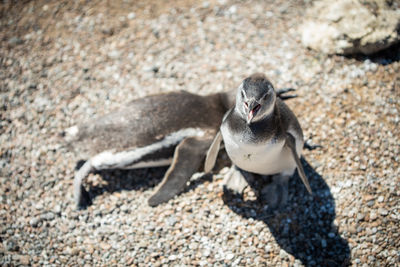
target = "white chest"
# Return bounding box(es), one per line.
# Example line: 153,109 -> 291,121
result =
221,124 -> 293,175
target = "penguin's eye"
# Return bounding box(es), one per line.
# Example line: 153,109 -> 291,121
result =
261,92 -> 269,100
244,102 -> 248,108
241,91 -> 245,98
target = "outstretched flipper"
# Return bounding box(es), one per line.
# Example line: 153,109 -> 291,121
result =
285,133 -> 312,194
304,139 -> 322,150
148,136 -> 213,207
204,131 -> 223,173
276,87 -> 297,100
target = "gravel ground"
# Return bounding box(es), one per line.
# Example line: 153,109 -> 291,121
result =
1,0 -> 399,266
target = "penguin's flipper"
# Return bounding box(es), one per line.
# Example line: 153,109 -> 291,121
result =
148,136 -> 212,207
276,87 -> 297,100
204,131 -> 223,173
285,133 -> 312,195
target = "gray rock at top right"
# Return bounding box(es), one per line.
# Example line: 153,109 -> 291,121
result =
299,0 -> 400,55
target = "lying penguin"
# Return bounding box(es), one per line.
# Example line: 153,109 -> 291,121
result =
205,73 -> 312,209
65,87 -> 296,209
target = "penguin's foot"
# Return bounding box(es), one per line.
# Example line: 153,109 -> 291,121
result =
223,166 -> 249,195
259,174 -> 289,209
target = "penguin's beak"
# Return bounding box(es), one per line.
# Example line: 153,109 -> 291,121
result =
246,101 -> 261,124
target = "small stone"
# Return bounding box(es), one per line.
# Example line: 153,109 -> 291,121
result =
168,255 -> 177,261
377,196 -> 384,203
225,253 -> 235,260
101,27 -> 114,36
100,242 -> 111,250
120,204 -> 129,212
108,50 -> 120,59
203,249 -> 211,257
378,208 -> 388,216
228,5 -> 237,14
279,249 -> 289,259
369,211 -> 378,221
35,203 -> 44,210
53,205 -> 61,215
166,216 -> 177,226
19,255 -> 30,265
4,239 -> 19,251
348,225 -> 357,234
65,247 -> 79,256
41,212 -> 55,221
356,213 -> 365,221
29,217 -> 41,227
127,12 -> 136,20
8,36 -> 23,46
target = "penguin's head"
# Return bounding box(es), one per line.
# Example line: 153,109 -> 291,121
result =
236,73 -> 276,124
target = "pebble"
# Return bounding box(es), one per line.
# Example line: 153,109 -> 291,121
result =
127,13 -> 136,20
8,36 -> 23,46
225,253 -> 235,260
369,211 -> 378,221
29,217 -> 41,228
4,239 -> 19,252
279,249 -> 289,259
356,213 -> 365,221
41,212 -> 55,221
378,208 -> 388,216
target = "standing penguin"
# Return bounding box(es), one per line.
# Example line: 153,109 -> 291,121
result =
205,73 -> 312,208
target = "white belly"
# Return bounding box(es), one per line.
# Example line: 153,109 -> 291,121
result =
221,125 -> 295,175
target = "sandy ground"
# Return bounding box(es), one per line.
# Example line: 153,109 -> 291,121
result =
1,0 -> 399,266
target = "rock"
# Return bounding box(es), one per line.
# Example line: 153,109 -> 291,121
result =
53,205 -> 62,215
4,239 -> 19,251
108,50 -> 121,59
279,249 -> 289,259
19,255 -> 30,265
225,253 -> 235,260
8,37 -> 23,46
369,211 -> 378,221
378,208 -> 388,216
41,212 -> 55,221
127,12 -> 136,20
357,213 -> 365,221
65,246 -> 79,256
29,217 -> 41,228
299,0 -> 400,55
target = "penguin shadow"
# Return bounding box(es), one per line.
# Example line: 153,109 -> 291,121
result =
75,160 -> 212,207
222,158 -> 351,267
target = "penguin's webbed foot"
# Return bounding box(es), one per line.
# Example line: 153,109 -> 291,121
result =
259,174 -> 289,209
223,166 -> 249,195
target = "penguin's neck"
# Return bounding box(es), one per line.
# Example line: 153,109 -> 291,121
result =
243,104 -> 283,142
